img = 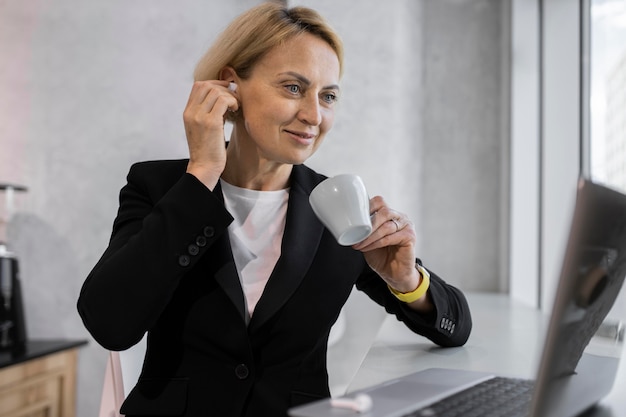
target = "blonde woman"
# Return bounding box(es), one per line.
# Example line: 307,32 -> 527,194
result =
78,3 -> 472,416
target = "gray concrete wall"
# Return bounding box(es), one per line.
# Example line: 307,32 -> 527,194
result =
0,0 -> 508,413
300,0 -> 509,290
420,0 -> 509,290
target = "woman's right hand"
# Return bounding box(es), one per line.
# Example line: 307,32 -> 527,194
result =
183,80 -> 239,190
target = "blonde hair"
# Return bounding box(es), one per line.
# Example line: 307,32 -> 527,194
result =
193,2 -> 344,82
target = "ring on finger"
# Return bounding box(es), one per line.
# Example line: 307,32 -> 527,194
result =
391,218 -> 400,232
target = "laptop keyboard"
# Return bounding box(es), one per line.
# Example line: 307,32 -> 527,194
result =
402,376 -> 534,417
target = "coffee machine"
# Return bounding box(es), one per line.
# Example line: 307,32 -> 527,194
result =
0,183 -> 27,354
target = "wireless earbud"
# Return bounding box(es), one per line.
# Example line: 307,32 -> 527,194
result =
330,393 -> 373,413
226,82 -> 239,115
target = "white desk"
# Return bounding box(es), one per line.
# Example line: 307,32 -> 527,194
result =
348,293 -> 626,416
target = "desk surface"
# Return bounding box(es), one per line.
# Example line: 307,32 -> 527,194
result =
349,293 -> 626,416
0,339 -> 88,369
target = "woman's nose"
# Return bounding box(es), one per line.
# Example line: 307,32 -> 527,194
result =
298,96 -> 322,126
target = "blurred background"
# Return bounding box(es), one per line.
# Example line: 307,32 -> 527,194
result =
1,0 -> 625,415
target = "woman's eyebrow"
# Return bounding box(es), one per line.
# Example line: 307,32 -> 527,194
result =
278,71 -> 340,91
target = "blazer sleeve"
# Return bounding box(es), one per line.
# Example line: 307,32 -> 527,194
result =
77,162 -> 233,350
355,260 -> 472,347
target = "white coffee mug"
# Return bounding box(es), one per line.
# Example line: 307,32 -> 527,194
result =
309,174 -> 373,246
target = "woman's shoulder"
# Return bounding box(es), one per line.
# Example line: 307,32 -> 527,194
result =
123,159 -> 191,196
128,159 -> 189,175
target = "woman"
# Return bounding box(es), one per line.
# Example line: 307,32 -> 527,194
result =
77,3 -> 472,416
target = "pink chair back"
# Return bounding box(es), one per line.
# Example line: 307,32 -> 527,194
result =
98,351 -> 125,417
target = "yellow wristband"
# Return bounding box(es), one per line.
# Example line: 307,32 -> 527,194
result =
388,264 -> 430,303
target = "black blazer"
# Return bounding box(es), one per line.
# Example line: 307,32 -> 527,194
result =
77,160 -> 472,417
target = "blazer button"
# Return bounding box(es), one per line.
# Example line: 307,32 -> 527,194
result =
178,255 -> 191,267
235,364 -> 249,380
196,236 -> 207,247
203,226 -> 215,238
188,244 -> 199,256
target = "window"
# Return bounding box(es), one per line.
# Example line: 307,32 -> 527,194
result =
588,0 -> 626,193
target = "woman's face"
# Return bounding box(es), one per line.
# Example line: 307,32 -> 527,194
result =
235,33 -> 341,166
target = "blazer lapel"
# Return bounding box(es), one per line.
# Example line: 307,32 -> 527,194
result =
210,181 -> 248,323
213,237 -> 248,324
248,166 -> 325,332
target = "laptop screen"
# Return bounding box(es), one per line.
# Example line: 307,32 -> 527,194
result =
530,178 -> 626,416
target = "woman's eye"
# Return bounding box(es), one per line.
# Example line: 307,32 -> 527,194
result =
286,84 -> 301,94
322,93 -> 338,104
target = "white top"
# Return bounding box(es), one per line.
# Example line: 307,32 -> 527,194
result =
220,179 -> 289,320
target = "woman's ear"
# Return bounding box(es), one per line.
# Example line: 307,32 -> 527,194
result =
220,66 -> 241,123
219,66 -> 238,83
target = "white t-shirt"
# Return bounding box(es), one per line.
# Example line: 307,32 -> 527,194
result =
220,179 -> 289,320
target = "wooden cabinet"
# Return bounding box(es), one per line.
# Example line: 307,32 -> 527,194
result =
0,340 -> 87,417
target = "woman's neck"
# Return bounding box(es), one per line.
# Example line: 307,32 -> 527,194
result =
222,136 -> 292,191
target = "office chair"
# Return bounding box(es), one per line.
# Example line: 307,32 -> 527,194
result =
98,335 -> 147,417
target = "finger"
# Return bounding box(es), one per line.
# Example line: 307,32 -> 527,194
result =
352,220 -> 396,250
184,90 -> 238,131
370,208 -> 401,232
368,196 -> 405,227
353,214 -> 412,251
199,88 -> 238,116
368,195 -> 387,217
186,81 -> 213,106
390,216 -> 410,233
186,80 -> 234,108
354,231 -> 403,252
390,218 -> 401,233
354,223 -> 415,252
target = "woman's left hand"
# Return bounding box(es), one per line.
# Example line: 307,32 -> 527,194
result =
352,196 -> 421,294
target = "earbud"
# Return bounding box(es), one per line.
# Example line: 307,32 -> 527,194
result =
226,82 -> 239,114
330,393 -> 373,413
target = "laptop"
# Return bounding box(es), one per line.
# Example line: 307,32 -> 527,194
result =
289,178 -> 626,417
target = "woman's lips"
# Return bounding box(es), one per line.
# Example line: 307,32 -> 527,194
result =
284,129 -> 316,145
